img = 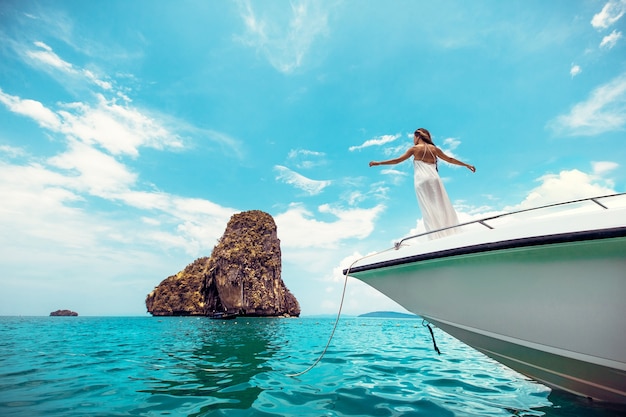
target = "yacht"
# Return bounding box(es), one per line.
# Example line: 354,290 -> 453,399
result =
345,193 -> 626,403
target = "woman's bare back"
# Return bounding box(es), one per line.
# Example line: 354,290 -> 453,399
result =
412,144 -> 438,165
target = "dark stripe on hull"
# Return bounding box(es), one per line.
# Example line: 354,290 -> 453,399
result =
345,227 -> 626,275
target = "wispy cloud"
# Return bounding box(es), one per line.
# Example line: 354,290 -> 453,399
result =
591,0 -> 626,29
0,145 -> 28,159
198,129 -> 245,159
288,149 -> 324,158
570,64 -> 582,78
600,29 -> 623,48
547,71 -> 626,136
23,41 -> 115,93
4,41 -> 248,158
442,137 -> 461,150
287,148 -> 326,169
379,168 -> 408,186
26,41 -> 74,72
274,165 -> 331,195
235,0 -> 330,74
381,168 -> 407,176
349,134 -> 401,151
83,69 -> 113,90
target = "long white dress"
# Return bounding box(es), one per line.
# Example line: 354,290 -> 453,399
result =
413,159 -> 459,239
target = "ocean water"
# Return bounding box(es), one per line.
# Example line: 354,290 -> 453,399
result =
1,317 -> 624,417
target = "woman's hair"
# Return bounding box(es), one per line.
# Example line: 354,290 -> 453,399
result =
414,128 -> 434,145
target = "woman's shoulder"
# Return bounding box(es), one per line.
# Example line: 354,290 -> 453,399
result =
417,143 -> 435,152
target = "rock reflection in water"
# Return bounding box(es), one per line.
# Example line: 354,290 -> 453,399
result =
139,317 -> 281,414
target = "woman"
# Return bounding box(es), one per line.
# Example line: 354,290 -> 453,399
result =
369,128 -> 476,239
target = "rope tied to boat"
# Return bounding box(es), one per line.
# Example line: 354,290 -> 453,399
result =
287,246 -> 397,377
423,319 -> 441,355
287,242 -> 444,377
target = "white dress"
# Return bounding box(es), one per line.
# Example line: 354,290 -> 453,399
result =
413,158 -> 459,239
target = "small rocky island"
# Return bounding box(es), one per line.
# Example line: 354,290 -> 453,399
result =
146,210 -> 300,318
50,309 -> 78,316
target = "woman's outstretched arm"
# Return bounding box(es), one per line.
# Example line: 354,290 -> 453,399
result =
369,148 -> 413,167
434,148 -> 476,172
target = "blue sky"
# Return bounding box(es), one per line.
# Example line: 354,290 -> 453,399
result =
1,0 -> 624,316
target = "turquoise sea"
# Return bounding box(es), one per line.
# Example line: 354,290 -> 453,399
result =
1,316 -> 624,417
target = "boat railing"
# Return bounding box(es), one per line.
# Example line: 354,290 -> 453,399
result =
394,192 -> 626,249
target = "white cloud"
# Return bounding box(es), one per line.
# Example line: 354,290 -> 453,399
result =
600,29 -> 623,48
83,69 -> 113,90
287,148 -> 326,169
0,154 -> 237,258
171,196 -> 236,225
570,64 -> 582,78
274,165 -> 331,195
380,168 -> 408,186
24,42 -> 114,93
0,89 -> 184,157
48,139 -> 138,196
141,217 -> 161,226
591,0 -> 626,29
381,168 -> 407,177
275,202 -> 385,248
592,160 -> 619,175
507,168 -> 616,210
33,41 -> 52,51
235,0 -> 329,73
547,71 -> 626,135
0,145 -> 28,159
0,88 -> 61,130
0,161 -> 99,250
0,43 -> 247,263
109,193 -> 236,255
343,190 -> 366,205
442,137 -> 461,150
26,41 -> 74,73
367,182 -> 392,201
58,94 -> 183,156
0,157 -> 196,315
349,134 -> 401,151
288,149 -> 324,158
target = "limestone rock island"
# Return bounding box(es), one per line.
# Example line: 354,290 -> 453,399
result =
145,210 -> 300,318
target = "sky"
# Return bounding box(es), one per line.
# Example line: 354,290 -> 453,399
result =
0,0 -> 625,316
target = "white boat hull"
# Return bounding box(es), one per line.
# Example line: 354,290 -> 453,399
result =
347,195 -> 626,403
430,317 -> 626,404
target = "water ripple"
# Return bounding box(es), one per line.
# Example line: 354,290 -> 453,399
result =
1,317 -> 624,416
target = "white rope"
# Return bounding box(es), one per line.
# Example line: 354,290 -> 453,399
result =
287,246 -> 399,377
